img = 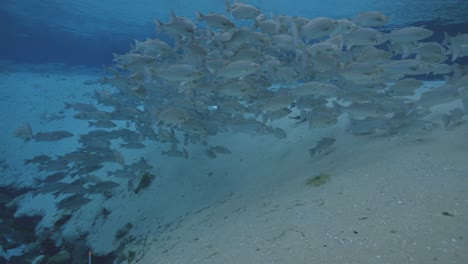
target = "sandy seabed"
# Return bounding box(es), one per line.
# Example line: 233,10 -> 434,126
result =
0,62 -> 467,263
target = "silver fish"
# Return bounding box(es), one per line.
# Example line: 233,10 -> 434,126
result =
301,17 -> 338,40
196,11 -> 235,29
216,60 -> 260,79
343,27 -> 387,50
353,11 -> 389,27
225,0 -> 261,20
387,27 -> 433,43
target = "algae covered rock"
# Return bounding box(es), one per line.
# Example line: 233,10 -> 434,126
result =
305,173 -> 331,187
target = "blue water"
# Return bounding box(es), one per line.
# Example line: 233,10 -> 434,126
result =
1,0 -> 468,66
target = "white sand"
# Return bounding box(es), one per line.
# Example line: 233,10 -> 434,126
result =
129,120 -> 468,264
1,63 -> 467,263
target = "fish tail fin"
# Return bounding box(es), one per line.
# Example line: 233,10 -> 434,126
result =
207,66 -> 216,76
253,18 -> 259,30
441,114 -> 450,128
461,97 -> 468,114
13,122 -> 33,142
32,178 -> 42,186
332,101 -> 343,112
248,104 -> 261,118
169,10 -> 177,22
400,42 -> 414,59
387,42 -> 396,57
132,40 -> 139,51
274,15 -> 281,34
459,89 -> 468,114
206,30 -> 215,44
289,18 -> 300,49
169,127 -> 180,144
174,36 -> 182,51
452,63 -> 467,80
451,45 -> 459,62
443,76 -> 453,87
143,66 -> 153,83
300,47 -> 308,80
255,13 -> 265,22
443,32 -> 451,46
261,113 -> 270,123
308,116 -> 314,130
154,19 -> 163,34
224,0 -> 230,13
195,11 -> 203,21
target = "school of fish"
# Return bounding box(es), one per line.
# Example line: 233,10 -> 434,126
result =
11,0 -> 468,222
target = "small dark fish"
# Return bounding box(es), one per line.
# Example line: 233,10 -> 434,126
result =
289,115 -> 302,120
59,180 -> 88,195
441,108 -> 464,128
157,127 -> 179,144
56,194 -> 91,210
88,120 -> 117,128
212,145 -> 232,154
80,130 -> 111,140
203,148 -> 217,159
0,159 -> 7,172
73,111 -> 112,121
262,107 -> 292,122
37,182 -> 68,194
80,137 -> 111,150
0,192 -> 12,204
347,117 -> 388,136
271,127 -> 287,139
461,95 -> 468,113
40,112 -> 65,122
111,107 -> 143,120
120,142 -> 146,149
126,158 -> 154,171
111,129 -> 142,142
24,154 -> 52,165
81,174 -> 102,184
88,181 -> 120,194
161,143 -> 189,159
39,159 -> 69,172
64,102 -> 98,112
73,164 -> 104,176
128,173 -> 155,194
39,171 -> 68,184
34,131 -> 74,142
109,169 -> 133,178
309,137 -> 336,158
163,148 -> 189,159
93,89 -> 121,106
112,150 -> 125,165
61,151 -> 90,163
